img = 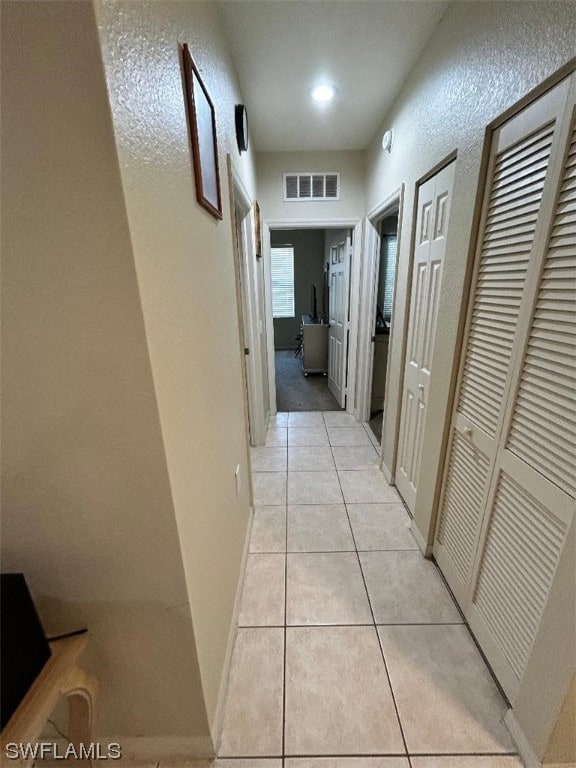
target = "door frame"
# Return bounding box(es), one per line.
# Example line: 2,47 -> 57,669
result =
263,218 -> 363,416
228,157 -> 269,446
356,187 -> 404,470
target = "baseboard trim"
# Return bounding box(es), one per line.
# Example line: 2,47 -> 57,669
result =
505,709 -> 542,768
410,520 -> 433,558
381,461 -> 392,484
211,506 -> 254,753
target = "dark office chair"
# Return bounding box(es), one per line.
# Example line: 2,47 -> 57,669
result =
294,332 -> 303,358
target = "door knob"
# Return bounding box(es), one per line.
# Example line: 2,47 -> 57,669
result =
464,426 -> 473,436
418,384 -> 424,391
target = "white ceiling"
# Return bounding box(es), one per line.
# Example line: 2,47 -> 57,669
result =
219,0 -> 450,152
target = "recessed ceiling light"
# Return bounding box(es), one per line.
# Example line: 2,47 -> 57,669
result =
310,84 -> 336,103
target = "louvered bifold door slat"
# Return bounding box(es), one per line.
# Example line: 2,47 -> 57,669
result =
507,121 -> 576,498
437,431 -> 491,584
471,474 -> 568,690
433,81 -> 571,606
457,120 -> 556,437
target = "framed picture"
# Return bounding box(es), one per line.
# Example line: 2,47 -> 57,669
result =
254,201 -> 262,258
181,43 -> 222,219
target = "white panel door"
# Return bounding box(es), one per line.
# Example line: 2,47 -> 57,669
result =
327,229 -> 352,407
256,255 -> 270,420
233,203 -> 268,445
396,162 -> 455,512
434,75 -> 575,699
234,207 -> 254,442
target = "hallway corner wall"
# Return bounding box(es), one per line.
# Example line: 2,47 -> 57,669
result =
1,0 -> 209,749
93,0 -> 258,737
364,0 -> 576,759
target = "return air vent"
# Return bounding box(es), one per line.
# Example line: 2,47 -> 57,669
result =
283,173 -> 340,201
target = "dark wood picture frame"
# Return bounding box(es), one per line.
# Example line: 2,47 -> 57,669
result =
181,43 -> 222,220
254,201 -> 262,258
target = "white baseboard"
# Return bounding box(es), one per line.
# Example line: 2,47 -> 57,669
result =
210,506 -> 254,753
504,709 -> 542,768
410,520 -> 433,557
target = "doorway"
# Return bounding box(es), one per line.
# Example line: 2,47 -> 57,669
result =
264,222 -> 362,416
355,188 -> 404,465
229,159 -> 270,446
368,214 -> 399,443
270,228 -> 336,412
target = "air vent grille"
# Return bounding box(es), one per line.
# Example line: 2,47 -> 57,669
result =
284,172 -> 340,201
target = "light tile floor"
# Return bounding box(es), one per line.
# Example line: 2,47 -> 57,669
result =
219,411 -> 523,766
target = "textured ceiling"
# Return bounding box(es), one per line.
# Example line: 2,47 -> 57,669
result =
219,0 -> 450,152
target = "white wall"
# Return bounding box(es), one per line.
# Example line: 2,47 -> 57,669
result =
364,0 -> 576,759
1,0 -> 209,750
257,150 -> 366,222
94,0 -> 257,736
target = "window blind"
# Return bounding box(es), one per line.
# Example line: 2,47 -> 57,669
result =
382,235 -> 397,319
271,246 -> 295,318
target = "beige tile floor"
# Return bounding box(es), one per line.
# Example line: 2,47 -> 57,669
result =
219,412 -> 523,766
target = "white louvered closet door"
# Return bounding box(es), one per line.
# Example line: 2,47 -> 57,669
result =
435,73 -> 575,700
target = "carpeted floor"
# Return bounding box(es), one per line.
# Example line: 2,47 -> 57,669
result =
275,350 -> 341,412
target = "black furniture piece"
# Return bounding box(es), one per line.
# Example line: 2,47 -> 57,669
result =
1,573 -> 51,730
294,332 -> 303,358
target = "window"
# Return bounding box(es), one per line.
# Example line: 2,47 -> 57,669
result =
271,245 -> 295,318
382,235 -> 397,320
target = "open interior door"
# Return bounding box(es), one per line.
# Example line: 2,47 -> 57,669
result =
396,161 -> 455,512
327,229 -> 352,407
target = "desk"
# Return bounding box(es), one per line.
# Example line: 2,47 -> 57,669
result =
301,316 -> 328,375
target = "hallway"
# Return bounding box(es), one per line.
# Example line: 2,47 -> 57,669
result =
218,411 -> 522,763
